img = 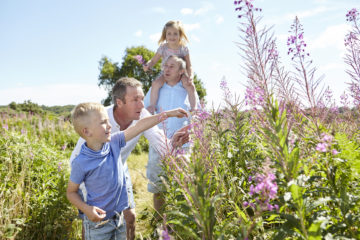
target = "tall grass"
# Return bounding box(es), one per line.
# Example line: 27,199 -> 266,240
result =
0,109 -> 79,239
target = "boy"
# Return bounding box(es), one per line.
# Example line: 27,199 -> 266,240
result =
67,102 -> 187,239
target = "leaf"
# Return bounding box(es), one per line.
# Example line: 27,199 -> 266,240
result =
308,221 -> 323,240
290,183 -> 303,207
167,219 -> 201,239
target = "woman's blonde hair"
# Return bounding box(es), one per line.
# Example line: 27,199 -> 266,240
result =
158,20 -> 189,46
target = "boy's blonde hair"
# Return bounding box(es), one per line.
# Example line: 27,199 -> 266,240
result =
71,102 -> 105,138
158,20 -> 189,46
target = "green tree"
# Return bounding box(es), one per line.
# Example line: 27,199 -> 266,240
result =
98,45 -> 206,106
9,101 -> 17,110
12,100 -> 44,114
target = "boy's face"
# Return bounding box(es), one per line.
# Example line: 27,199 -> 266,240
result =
87,109 -> 112,143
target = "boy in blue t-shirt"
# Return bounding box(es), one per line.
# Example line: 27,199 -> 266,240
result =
67,102 -> 187,239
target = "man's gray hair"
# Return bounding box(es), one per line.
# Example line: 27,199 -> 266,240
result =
166,55 -> 186,71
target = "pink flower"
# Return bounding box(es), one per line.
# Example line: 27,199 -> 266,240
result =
321,134 -> 333,143
133,55 -> 145,65
316,142 -> 328,152
346,8 -> 359,22
61,144 -> 67,151
340,92 -> 350,107
58,162 -> 63,172
331,149 -> 339,155
247,171 -> 278,211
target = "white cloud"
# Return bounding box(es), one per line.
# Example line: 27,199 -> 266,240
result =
289,6 -> 330,20
194,2 -> 214,15
149,32 -> 161,43
313,0 -> 328,4
184,23 -> 200,32
215,15 -> 224,24
151,7 -> 165,13
318,62 -> 346,72
266,6 -> 333,25
134,30 -> 142,37
0,84 -> 108,106
275,33 -> 288,42
190,34 -> 200,42
181,8 -> 193,15
179,3 -> 214,16
310,24 -> 350,51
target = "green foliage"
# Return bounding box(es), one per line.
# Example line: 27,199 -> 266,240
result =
7,100 -> 44,114
98,45 -> 207,105
163,106 -> 264,239
3,101 -> 74,119
132,135 -> 149,155
0,112 -> 80,239
161,96 -> 360,239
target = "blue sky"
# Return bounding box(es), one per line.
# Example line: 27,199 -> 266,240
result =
0,0 -> 358,107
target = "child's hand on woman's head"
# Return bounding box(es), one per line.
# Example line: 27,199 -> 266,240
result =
85,205 -> 106,222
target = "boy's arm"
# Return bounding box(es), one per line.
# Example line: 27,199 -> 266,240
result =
143,53 -> 161,71
124,108 -> 188,142
66,180 -> 106,222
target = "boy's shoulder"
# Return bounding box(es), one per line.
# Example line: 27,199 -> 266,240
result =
109,131 -> 126,150
72,146 -> 92,166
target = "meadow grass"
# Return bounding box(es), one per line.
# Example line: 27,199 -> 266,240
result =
127,153 -> 156,239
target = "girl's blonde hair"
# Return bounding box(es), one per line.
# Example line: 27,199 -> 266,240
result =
158,20 -> 189,46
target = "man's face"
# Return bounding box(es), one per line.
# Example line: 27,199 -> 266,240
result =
119,86 -> 145,120
163,58 -> 183,82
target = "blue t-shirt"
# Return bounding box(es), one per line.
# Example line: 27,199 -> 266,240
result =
70,132 -> 128,219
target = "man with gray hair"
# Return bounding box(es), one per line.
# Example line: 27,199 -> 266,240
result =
144,55 -> 199,215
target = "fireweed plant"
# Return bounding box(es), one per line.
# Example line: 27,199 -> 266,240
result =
157,1 -> 360,239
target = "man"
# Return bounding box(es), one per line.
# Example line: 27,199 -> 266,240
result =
144,55 -> 199,214
69,77 -> 189,240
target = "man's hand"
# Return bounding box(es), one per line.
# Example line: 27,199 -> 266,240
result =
165,108 -> 188,118
171,125 -> 190,148
84,206 -> 106,222
123,208 -> 136,240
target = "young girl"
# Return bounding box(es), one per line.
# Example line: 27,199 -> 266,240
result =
143,20 -> 197,114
